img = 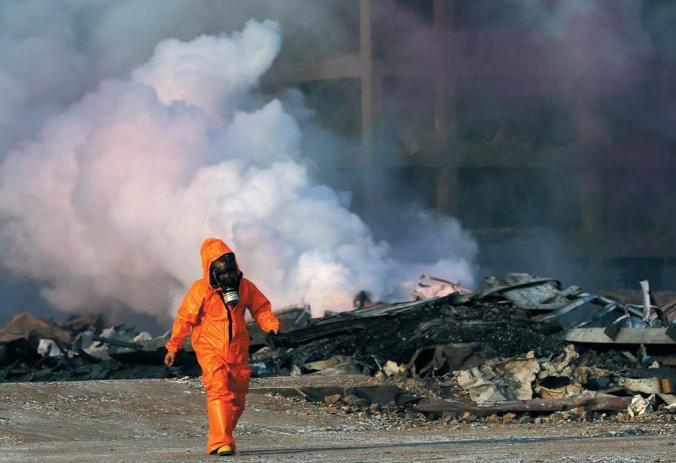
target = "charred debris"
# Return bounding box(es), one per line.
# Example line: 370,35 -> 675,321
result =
3,273 -> 676,422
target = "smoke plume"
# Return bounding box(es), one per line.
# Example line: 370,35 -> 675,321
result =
0,12 -> 477,319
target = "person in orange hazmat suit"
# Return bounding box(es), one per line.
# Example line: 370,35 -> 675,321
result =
164,237 -> 286,456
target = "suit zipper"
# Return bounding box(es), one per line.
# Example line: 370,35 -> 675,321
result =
226,304 -> 233,345
221,294 -> 233,345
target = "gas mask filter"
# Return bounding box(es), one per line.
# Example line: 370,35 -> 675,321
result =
210,253 -> 240,305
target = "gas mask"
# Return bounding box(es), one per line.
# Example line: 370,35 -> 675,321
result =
210,253 -> 240,305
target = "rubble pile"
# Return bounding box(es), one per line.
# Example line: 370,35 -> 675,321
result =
250,273 -> 676,422
251,294 -> 565,377
3,272 -> 676,423
0,312 -> 198,382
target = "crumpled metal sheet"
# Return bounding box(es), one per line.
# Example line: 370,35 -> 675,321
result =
531,294 -> 598,322
411,274 -> 472,300
0,311 -> 72,344
37,339 -> 63,358
455,352 -> 540,403
628,393 -> 654,417
474,273 -> 570,311
565,327 -> 676,345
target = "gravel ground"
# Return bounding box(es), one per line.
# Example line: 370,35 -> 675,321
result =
1,377 -> 676,463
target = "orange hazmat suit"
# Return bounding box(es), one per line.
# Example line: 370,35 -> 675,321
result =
166,238 -> 280,454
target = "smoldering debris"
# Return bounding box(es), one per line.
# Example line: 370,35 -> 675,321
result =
3,272 -> 676,423
0,311 -> 199,382
251,273 -> 676,421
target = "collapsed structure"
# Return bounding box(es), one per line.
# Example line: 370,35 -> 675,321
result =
2,273 -> 676,421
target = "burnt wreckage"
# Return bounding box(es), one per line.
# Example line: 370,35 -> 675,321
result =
3,273 -> 676,419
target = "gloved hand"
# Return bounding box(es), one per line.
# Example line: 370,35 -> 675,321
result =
265,331 -> 292,349
164,350 -> 177,367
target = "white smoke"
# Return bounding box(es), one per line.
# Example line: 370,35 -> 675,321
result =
0,17 -> 477,318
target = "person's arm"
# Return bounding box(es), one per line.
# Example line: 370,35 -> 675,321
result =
247,280 -> 281,334
164,282 -> 204,366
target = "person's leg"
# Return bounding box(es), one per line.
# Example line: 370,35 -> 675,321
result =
223,362 -> 251,439
198,350 -> 232,454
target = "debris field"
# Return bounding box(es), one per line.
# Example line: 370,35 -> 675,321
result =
3,272 -> 676,424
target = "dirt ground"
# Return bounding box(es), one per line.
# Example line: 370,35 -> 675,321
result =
1,376 -> 676,463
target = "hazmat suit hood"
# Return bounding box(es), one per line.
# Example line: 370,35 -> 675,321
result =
200,238 -> 242,289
